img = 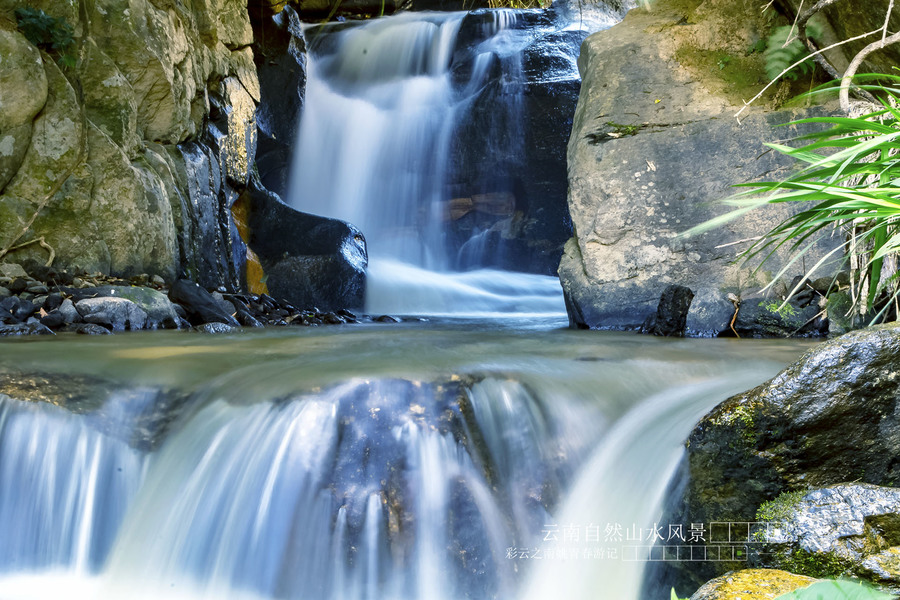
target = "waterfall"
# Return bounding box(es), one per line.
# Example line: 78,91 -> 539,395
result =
288,8 -> 617,315
0,327 -> 804,600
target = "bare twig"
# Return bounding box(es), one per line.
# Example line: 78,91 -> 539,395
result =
839,30 -> 900,113
736,27 -> 883,120
884,0 -> 895,42
4,237 -> 55,267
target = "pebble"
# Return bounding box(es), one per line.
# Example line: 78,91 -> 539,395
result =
8,278 -> 28,294
0,287 -> 9,299
76,323 -> 112,335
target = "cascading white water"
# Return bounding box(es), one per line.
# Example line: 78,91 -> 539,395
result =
0,328 -> 810,600
289,10 -> 577,315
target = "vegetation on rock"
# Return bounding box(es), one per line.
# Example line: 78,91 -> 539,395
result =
13,7 -> 75,68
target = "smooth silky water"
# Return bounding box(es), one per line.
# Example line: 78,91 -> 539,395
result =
0,321 -> 814,600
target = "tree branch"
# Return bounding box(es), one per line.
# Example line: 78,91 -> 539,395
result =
840,30 -> 900,113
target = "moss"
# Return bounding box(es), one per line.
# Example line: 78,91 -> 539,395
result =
757,490 -> 806,524
760,300 -> 798,318
672,46 -> 769,105
775,547 -> 855,579
711,400 -> 760,446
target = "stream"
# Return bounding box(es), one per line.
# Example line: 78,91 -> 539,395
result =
0,322 -> 812,600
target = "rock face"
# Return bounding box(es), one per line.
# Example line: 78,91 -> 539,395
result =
758,483 -> 900,587
653,323 -> 900,590
559,0 -> 842,335
0,0 -> 257,287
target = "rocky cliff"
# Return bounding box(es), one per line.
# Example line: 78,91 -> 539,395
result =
558,0 -> 843,336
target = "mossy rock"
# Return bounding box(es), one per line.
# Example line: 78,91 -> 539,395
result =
689,568 -> 816,599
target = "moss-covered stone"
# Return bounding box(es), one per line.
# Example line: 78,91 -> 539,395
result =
689,569 -> 816,600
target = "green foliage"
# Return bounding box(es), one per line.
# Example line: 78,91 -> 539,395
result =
670,588 -> 689,600
683,76 -> 900,321
774,579 -> 894,600
764,18 -> 824,82
14,6 -> 76,68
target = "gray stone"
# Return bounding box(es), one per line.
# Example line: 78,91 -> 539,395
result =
94,285 -> 180,329
76,323 -> 112,335
57,298 -> 81,323
0,264 -> 28,279
75,296 -> 148,331
759,483 -> 900,585
195,321 -> 238,334
559,1 -> 843,336
0,322 -> 54,336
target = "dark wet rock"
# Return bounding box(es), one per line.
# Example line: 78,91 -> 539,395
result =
168,279 -> 240,327
8,278 -> 28,295
227,296 -> 264,328
26,284 -> 49,295
726,299 -> 827,339
247,179 -> 367,311
642,284 -> 694,337
75,323 -> 112,335
374,315 -> 400,323
195,322 -> 238,334
39,311 -> 66,329
43,293 -> 63,312
92,285 -> 181,329
75,297 -> 149,331
0,296 -> 38,321
0,322 -> 55,336
253,6 -> 306,198
654,323 -> 900,591
756,483 -> 900,585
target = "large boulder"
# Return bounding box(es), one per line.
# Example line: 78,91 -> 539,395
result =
247,180 -> 366,311
688,569 -> 815,600
652,323 -> 900,591
559,0 -> 842,335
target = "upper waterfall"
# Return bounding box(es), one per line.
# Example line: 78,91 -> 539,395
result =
287,7 -> 620,316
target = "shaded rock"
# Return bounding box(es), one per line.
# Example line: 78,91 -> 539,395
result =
559,0 -> 843,335
75,297 -> 148,331
0,287 -> 9,298
642,284 -> 694,337
248,180 -> 367,311
43,293 -> 63,312
8,278 -> 27,294
39,310 -> 66,329
75,323 -> 112,335
168,279 -> 239,326
688,569 -> 816,600
727,299 -> 827,339
94,285 -> 180,329
655,323 -> 900,591
0,296 -> 37,321
0,322 -> 54,336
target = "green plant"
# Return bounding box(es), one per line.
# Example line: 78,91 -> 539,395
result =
14,6 -> 76,68
670,588 -> 689,600
683,76 -> 900,322
764,18 -> 824,82
774,579 -> 894,599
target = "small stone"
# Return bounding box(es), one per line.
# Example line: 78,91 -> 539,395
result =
374,315 -> 400,323
150,274 -> 166,287
323,312 -> 343,325
57,299 -> 81,323
76,323 -> 112,335
40,310 -> 66,329
76,297 -> 148,331
8,278 -> 27,294
0,287 -> 9,299
0,264 -> 28,279
195,322 -> 238,334
72,277 -> 86,288
26,284 -> 49,295
43,293 -> 63,312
